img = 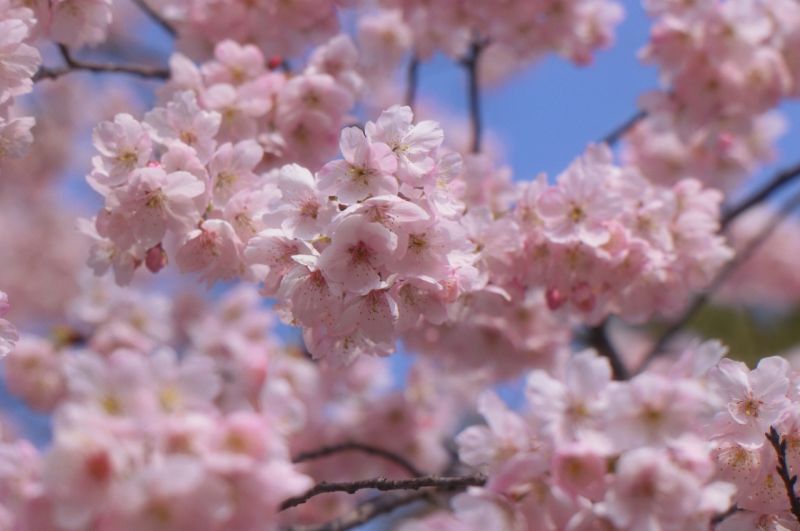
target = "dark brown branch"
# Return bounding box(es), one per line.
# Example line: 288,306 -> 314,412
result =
639,188 -> 800,370
767,427 -> 800,524
279,474 -> 486,511
285,491 -> 433,531
710,505 -> 740,527
130,0 -> 177,37
600,109 -> 646,146
586,324 -> 630,380
292,442 -> 423,478
405,55 -> 420,110
34,45 -> 170,82
460,39 -> 488,154
721,160 -> 800,230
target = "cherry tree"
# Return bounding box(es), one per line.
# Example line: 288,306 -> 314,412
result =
3,0 -> 800,529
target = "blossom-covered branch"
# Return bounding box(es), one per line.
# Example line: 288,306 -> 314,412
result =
767,427 -> 800,524
34,45 -> 170,82
722,160 -> 800,229
405,55 -> 420,110
641,186 -> 800,368
461,39 -> 487,154
279,474 -> 487,511
586,324 -> 630,380
130,0 -> 176,37
600,109 -> 646,146
292,442 -> 424,477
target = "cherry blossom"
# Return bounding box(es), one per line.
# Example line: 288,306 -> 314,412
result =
6,3 -> 800,529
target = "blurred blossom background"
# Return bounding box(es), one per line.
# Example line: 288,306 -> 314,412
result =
4,0 -> 800,445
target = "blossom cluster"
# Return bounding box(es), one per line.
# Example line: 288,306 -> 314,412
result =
140,0 -> 346,59
375,0 -> 623,71
0,1 -> 40,161
86,61 -> 732,364
403,344 -> 800,530
0,280 -> 465,529
624,0 -> 800,191
83,36 -> 360,284
445,145 -> 732,328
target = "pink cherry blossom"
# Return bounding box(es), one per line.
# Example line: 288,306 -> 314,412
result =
317,214 -> 398,295
111,166 -> 206,249
709,356 -> 791,446
144,91 -> 222,162
90,114 -> 152,186
537,144 -> 621,246
317,126 -> 399,202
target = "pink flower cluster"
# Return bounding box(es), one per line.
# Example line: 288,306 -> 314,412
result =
83,37 -> 360,285
0,280 -> 465,529
403,344 -> 800,530
141,0 -> 347,59
0,0 -> 39,161
457,145 -> 731,326
625,0 -> 800,190
86,83 -> 732,365
25,0 -> 113,49
376,0 -> 623,67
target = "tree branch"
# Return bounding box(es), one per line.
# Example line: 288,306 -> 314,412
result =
130,0 -> 177,37
279,474 -> 486,511
721,160 -> 800,230
34,45 -> 170,82
767,427 -> 800,524
405,55 -> 420,111
639,187 -> 800,370
586,324 -> 630,380
711,505 -> 740,527
284,490 -> 434,531
600,109 -> 646,147
460,39 -> 488,154
292,442 -> 424,478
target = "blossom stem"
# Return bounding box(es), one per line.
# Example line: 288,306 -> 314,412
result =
710,505 -> 740,527
721,160 -> 800,229
279,474 -> 486,511
767,427 -> 800,524
586,324 -> 630,380
34,45 -> 170,82
600,109 -> 646,146
130,0 -> 177,37
461,39 -> 487,154
405,55 -> 420,111
292,441 -> 424,477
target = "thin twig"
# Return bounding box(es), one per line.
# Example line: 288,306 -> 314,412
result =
279,474 -> 486,511
284,490 -> 433,531
710,505 -> 740,527
721,160 -> 800,229
639,188 -> 800,370
130,0 -> 177,37
767,427 -> 800,524
405,55 -> 420,111
460,39 -> 488,154
34,45 -> 170,82
600,109 -> 646,146
586,324 -> 630,380
292,442 -> 423,478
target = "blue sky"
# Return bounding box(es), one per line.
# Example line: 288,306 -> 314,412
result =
416,0 -> 800,202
